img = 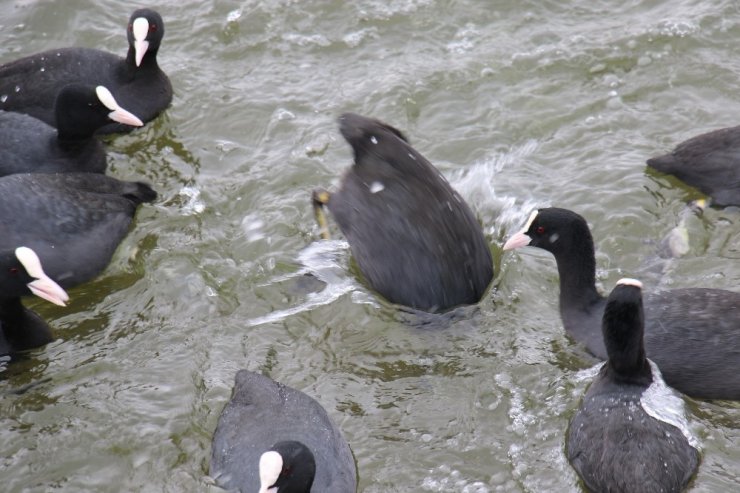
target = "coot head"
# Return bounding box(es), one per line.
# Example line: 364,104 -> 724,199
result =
259,441 -> 316,493
0,247 -> 68,306
503,207 -> 592,257
602,278 -> 651,384
127,9 -> 165,67
55,85 -> 143,140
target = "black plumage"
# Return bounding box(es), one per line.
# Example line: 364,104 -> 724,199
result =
567,280 -> 700,493
0,9 -> 171,134
503,207 -> 740,400
0,84 -> 142,177
647,125 -> 740,207
210,370 -> 357,493
321,112 -> 493,313
0,173 -> 156,356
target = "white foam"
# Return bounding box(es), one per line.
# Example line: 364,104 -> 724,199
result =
640,360 -> 699,449
179,186 -> 205,215
226,9 -> 242,22
247,240 -> 358,326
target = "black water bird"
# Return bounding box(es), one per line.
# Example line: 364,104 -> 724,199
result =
0,8 -> 171,134
313,113 -> 493,313
210,370 -> 357,493
567,278 -> 700,493
0,246 -> 69,356
0,172 -> 157,356
647,125 -> 740,207
503,207 -> 740,400
0,84 -> 142,177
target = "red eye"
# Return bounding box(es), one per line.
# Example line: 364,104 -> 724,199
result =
9,267 -> 19,275
536,226 -> 545,234
128,23 -> 133,31
149,24 -> 157,32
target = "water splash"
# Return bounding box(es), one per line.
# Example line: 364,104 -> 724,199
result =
247,240 -> 357,326
226,9 -> 242,23
449,140 -> 541,234
641,360 -> 699,449
179,186 -> 206,215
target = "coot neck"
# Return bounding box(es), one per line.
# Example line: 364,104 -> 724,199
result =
56,129 -> 95,146
0,298 -> 54,352
603,358 -> 653,387
553,236 -> 603,312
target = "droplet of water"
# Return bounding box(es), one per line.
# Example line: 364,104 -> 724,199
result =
589,63 -> 606,74
226,9 -> 242,22
0,95 -> 7,103
637,55 -> 652,66
370,135 -> 378,144
14,86 -> 20,92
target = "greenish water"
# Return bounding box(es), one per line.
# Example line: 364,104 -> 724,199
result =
1,0 -> 739,491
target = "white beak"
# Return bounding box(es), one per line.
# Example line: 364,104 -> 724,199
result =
132,17 -> 150,67
95,86 -> 144,127
16,247 -> 69,307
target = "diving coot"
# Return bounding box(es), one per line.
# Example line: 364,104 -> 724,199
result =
0,9 -> 171,134
313,113 -> 493,313
0,172 -> 157,356
210,370 -> 357,493
503,207 -> 740,400
567,278 -> 700,493
647,125 -> 740,207
0,85 -> 143,177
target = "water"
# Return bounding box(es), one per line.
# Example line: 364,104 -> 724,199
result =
1,0 -> 739,491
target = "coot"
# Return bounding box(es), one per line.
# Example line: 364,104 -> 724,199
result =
567,279 -> 700,493
0,85 -> 142,177
0,9 -> 171,134
210,370 -> 356,493
503,207 -> 740,400
0,247 -> 69,356
313,113 -> 493,313
647,125 -> 740,207
0,172 -> 157,355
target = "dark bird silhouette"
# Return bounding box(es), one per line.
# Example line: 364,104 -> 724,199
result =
210,370 -> 357,492
313,113 -> 493,313
0,172 -> 156,356
504,207 -> 740,400
567,279 -> 700,493
0,8 -> 171,134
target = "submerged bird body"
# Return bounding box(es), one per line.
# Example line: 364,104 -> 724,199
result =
0,9 -> 171,134
647,125 -> 740,207
567,280 -> 700,493
323,113 -> 493,312
210,370 -> 356,493
504,208 -> 740,400
0,173 -> 156,355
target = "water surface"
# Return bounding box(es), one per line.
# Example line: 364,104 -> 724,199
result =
1,0 -> 739,491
